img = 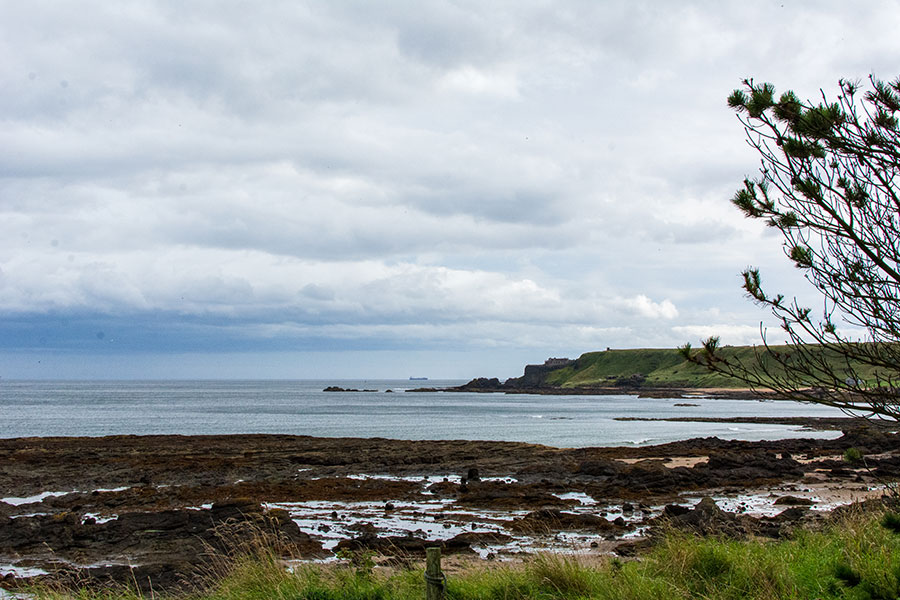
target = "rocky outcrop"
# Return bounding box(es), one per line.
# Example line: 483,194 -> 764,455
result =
704,450 -> 804,482
773,495 -> 814,506
503,358 -> 575,389
600,460 -> 697,496
454,377 -> 504,391
651,497 -> 814,540
654,497 -> 750,537
0,429 -> 895,592
455,481 -> 577,509
578,449 -> 810,499
510,509 -> 626,534
0,500 -> 323,592
335,532 -> 486,556
575,458 -> 623,477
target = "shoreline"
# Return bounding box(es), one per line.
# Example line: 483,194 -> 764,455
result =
2,427 -> 899,592
613,415 -> 899,431
412,382 -> 787,400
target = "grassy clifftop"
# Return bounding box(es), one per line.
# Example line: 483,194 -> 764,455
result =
534,346 -> 878,389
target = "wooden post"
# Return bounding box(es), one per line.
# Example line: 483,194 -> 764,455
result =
425,546 -> 445,600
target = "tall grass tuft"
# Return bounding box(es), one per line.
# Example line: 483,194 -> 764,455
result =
526,553 -> 602,596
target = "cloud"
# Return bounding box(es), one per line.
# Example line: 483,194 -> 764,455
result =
2,1 -> 899,376
672,324 -> 766,346
438,66 -> 520,98
616,295 -> 679,320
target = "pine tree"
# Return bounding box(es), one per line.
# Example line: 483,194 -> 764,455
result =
682,75 -> 900,419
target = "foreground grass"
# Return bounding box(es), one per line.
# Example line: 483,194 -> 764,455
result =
25,506 -> 900,600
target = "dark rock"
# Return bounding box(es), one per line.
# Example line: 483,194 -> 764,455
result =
448,531 -> 513,545
652,497 -> 749,537
456,378 -> 504,391
425,481 -> 460,497
510,509 -> 625,533
44,562 -> 196,595
0,501 -> 323,570
872,454 -> 900,477
651,496 -> 811,540
454,481 -> 575,509
613,538 -> 652,556
772,506 -> 809,520
834,428 -> 900,455
335,532 -> 473,556
663,503 -> 692,517
347,522 -> 379,535
575,459 -> 621,477
773,495 -> 814,506
753,506 -> 812,538
704,450 -> 804,483
503,360 -> 575,389
600,460 -> 697,496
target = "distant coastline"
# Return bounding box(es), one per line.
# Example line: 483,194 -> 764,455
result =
408,347 -> 763,398
412,379 -> 772,400
411,346 -> 876,399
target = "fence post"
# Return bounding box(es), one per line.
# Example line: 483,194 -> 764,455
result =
425,546 -> 445,600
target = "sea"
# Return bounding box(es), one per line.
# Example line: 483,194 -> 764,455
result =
0,379 -> 852,447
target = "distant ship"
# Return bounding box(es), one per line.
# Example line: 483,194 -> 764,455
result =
409,377 -> 428,381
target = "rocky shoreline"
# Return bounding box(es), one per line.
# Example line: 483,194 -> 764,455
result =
614,416 -> 900,431
410,377 -> 785,400
2,428 -> 898,593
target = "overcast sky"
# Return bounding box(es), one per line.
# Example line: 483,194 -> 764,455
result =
2,1 -> 899,379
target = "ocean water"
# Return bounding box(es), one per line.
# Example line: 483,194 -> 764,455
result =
0,379 -> 849,447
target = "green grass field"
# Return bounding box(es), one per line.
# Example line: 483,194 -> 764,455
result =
539,345 -> 885,389
26,505 -> 900,600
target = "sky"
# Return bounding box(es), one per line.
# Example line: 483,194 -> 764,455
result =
2,1 -> 900,380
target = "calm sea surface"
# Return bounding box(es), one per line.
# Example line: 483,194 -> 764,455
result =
0,379 -> 849,447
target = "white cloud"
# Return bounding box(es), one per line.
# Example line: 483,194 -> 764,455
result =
438,66 -> 520,98
616,295 -> 679,320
